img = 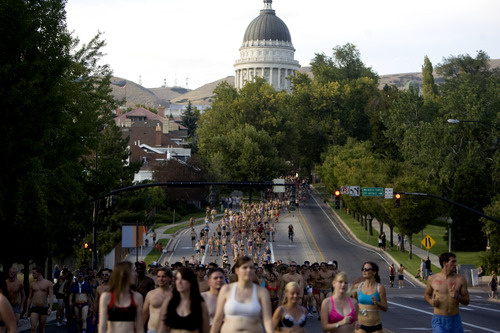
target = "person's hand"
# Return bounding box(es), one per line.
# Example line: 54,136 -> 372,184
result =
371,296 -> 378,305
343,315 -> 353,325
432,292 -> 440,307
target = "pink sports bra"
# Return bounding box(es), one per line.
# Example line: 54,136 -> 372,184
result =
328,297 -> 357,323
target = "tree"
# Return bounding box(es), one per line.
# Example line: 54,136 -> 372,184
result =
0,0 -> 134,268
197,78 -> 292,181
311,43 -> 378,83
181,101 -> 200,139
422,56 -> 439,104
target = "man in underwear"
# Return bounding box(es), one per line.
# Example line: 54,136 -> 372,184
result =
398,263 -> 407,288
308,263 -> 321,314
201,268 -> 226,327
196,264 -> 209,292
6,266 -> 26,326
316,262 -> 335,319
143,267 -> 173,333
279,261 -> 304,303
92,268 -> 112,327
389,264 -> 395,288
424,252 -> 469,333
134,261 -> 155,301
26,266 -> 53,333
69,272 -> 94,333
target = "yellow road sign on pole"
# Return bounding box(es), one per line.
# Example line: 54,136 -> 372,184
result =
421,235 -> 436,250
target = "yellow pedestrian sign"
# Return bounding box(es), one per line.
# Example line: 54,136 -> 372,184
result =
421,235 -> 436,250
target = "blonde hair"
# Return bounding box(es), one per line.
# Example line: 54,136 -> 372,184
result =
333,271 -> 352,295
282,281 -> 300,305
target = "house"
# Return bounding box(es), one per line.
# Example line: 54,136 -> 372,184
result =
114,107 -> 191,182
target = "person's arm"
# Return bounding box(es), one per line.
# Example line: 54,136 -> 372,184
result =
201,301 -> 210,333
48,281 -> 54,314
20,282 -> 26,314
210,284 -> 228,333
98,292 -> 110,333
457,276 -> 470,306
373,284 -> 388,312
142,291 -> 151,324
424,276 -> 438,307
0,296 -> 17,332
26,283 -> 33,311
271,305 -> 283,330
93,288 -> 100,324
133,291 -> 144,333
258,287 -> 274,333
157,294 -> 172,333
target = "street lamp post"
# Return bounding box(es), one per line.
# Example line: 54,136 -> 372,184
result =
447,216 -> 452,253
447,118 -> 500,131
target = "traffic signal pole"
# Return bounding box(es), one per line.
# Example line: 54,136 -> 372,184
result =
397,191 -> 500,225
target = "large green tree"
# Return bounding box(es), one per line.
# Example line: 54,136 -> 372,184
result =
0,0 -> 135,268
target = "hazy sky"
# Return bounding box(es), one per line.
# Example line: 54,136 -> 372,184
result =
65,0 -> 500,89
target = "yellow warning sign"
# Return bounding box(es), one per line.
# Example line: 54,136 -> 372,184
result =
421,235 -> 436,250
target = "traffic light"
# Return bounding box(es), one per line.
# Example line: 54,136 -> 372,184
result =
395,193 -> 401,208
84,242 -> 92,252
334,190 -> 341,209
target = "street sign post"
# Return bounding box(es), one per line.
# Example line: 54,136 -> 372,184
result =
362,187 -> 384,196
421,235 -> 436,250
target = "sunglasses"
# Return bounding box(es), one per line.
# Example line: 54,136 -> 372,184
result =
101,273 -> 110,276
289,265 -> 297,267
361,268 -> 374,272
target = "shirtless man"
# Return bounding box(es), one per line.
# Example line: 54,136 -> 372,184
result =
308,263 -> 321,313
424,252 -> 469,333
196,265 -> 209,292
92,268 -> 112,327
278,261 -> 304,303
69,272 -> 94,333
201,268 -> 226,327
316,262 -> 335,316
143,267 -> 173,333
6,266 -> 25,325
134,261 -> 155,301
26,266 -> 53,333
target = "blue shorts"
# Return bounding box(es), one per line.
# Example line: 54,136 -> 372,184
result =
432,314 -> 463,333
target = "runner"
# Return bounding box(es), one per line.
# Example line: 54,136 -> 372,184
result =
143,267 -> 173,333
27,266 -> 54,333
5,266 -> 25,326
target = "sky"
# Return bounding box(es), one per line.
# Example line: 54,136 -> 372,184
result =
65,0 -> 500,90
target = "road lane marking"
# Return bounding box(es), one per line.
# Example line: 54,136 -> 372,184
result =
388,301 -> 499,333
469,304 -> 500,313
298,209 -> 325,262
311,195 -> 418,288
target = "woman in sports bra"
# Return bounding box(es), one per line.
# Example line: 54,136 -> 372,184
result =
353,262 -> 387,333
211,256 -> 273,333
321,272 -> 358,332
98,261 -> 144,333
272,281 -> 307,332
158,267 -> 209,333
266,272 -> 279,312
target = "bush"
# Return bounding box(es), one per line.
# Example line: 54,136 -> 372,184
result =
481,251 -> 500,273
153,210 -> 182,224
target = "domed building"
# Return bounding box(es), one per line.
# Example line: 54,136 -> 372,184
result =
234,0 -> 300,91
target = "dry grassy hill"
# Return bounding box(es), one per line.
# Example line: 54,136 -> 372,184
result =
113,59 -> 500,108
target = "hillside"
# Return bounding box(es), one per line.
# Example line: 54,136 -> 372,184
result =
112,59 -> 500,108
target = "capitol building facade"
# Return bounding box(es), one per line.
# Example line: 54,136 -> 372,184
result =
234,0 -> 300,91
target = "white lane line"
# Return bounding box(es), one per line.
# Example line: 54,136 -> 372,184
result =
469,304 -> 500,313
270,242 -> 275,264
388,301 -> 500,333
311,195 -> 418,288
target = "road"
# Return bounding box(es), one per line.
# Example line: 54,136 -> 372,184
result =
21,191 -> 500,332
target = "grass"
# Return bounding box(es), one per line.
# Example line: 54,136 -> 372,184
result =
163,223 -> 190,234
143,239 -> 169,264
155,211 -> 207,228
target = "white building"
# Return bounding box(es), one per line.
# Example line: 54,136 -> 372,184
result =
234,0 -> 300,91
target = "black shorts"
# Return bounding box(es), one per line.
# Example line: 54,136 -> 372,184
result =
31,306 -> 49,315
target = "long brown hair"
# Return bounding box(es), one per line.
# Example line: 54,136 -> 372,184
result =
109,261 -> 133,302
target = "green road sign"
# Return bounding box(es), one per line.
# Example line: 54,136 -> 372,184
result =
362,187 -> 384,196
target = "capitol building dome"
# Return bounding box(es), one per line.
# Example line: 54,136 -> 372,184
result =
234,0 -> 300,91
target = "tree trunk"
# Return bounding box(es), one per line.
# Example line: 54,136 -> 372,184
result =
389,226 -> 394,248
369,219 -> 373,236
409,234 -> 413,260
379,222 -> 383,235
